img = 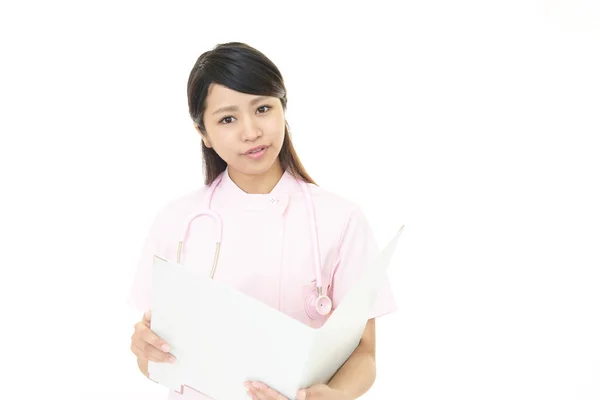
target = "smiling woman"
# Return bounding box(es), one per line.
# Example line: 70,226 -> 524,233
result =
128,42 -> 398,400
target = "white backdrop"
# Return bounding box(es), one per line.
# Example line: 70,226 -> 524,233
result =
1,1 -> 598,399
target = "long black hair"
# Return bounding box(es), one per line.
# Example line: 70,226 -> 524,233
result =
187,42 -> 315,186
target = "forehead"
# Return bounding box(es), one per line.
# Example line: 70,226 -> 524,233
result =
205,83 -> 274,109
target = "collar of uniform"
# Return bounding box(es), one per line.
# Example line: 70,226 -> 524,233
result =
213,167 -> 296,213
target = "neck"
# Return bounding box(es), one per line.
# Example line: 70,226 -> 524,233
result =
227,162 -> 285,194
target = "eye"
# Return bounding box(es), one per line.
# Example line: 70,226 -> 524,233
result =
219,116 -> 236,124
256,105 -> 271,114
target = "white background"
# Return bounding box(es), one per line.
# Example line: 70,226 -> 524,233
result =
1,1 -> 598,399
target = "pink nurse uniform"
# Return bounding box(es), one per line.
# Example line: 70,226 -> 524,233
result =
128,168 -> 397,399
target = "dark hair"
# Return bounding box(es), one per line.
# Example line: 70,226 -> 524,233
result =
187,42 -> 315,186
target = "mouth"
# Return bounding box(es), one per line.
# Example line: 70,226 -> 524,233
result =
243,145 -> 268,158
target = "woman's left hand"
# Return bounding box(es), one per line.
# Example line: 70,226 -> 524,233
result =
244,381 -> 351,400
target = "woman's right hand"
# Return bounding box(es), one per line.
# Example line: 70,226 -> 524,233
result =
130,309 -> 176,376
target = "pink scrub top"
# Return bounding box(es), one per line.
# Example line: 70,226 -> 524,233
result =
128,168 -> 397,399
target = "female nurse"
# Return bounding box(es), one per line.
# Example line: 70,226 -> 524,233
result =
128,42 -> 397,400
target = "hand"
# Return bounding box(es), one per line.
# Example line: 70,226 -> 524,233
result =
130,309 -> 176,376
244,381 -> 352,400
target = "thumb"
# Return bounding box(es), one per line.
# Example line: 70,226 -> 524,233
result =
143,309 -> 152,323
297,385 -> 326,400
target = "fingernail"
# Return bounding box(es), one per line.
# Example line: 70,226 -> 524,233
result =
169,356 -> 176,363
243,383 -> 252,396
297,390 -> 306,400
161,344 -> 170,352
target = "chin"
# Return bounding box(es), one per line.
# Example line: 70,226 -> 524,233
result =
234,154 -> 281,176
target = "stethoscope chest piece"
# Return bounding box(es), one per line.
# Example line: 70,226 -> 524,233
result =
305,286 -> 333,319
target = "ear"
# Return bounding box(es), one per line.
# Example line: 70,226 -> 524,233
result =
195,123 -> 212,148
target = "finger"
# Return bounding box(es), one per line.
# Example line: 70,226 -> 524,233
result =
249,382 -> 287,400
243,383 -> 255,398
131,325 -> 172,362
143,309 -> 151,324
244,382 -> 268,400
249,385 -> 270,400
133,341 -> 175,363
245,387 -> 259,400
144,342 -> 176,363
140,326 -> 171,353
131,342 -> 152,362
244,385 -> 261,400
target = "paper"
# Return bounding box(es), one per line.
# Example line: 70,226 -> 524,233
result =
148,226 -> 404,399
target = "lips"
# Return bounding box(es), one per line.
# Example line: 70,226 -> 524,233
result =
243,145 -> 268,159
244,145 -> 267,155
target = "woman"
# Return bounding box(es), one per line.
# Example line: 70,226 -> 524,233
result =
129,42 -> 397,400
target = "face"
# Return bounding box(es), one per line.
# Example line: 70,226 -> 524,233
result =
197,83 -> 286,178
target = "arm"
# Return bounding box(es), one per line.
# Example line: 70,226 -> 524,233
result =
327,318 -> 377,399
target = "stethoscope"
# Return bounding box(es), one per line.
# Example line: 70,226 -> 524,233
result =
174,172 -> 333,320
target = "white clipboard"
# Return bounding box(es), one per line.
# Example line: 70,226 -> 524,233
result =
148,225 -> 404,399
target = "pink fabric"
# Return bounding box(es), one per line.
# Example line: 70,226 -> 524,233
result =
128,169 -> 397,399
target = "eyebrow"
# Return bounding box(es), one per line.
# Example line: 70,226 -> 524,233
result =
212,96 -> 269,115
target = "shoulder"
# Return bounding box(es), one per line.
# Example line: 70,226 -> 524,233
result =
304,183 -> 370,232
304,183 -> 378,266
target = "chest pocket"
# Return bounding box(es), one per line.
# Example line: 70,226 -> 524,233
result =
279,212 -> 337,326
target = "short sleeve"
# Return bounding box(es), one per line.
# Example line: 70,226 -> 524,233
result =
127,207 -> 170,315
330,207 -> 398,319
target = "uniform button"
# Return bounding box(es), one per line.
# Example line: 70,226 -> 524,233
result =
270,198 -> 279,204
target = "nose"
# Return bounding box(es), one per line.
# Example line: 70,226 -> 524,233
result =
240,116 -> 262,142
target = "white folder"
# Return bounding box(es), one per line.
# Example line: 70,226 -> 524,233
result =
148,226 -> 404,399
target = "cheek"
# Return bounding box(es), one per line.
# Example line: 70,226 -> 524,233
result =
207,132 -> 236,159
263,116 -> 285,141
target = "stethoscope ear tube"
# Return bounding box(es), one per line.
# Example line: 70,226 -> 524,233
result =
177,240 -> 221,280
209,242 -> 221,279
